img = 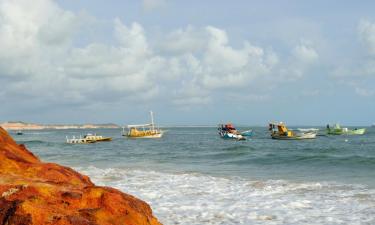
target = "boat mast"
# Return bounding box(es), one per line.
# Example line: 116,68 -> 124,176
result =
150,111 -> 155,131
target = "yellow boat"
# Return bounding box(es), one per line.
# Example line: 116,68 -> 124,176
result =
269,122 -> 317,140
83,133 -> 112,142
123,111 -> 163,138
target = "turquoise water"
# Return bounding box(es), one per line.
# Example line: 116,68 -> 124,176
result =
13,127 -> 375,224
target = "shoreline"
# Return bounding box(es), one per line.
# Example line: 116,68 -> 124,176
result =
0,121 -> 120,130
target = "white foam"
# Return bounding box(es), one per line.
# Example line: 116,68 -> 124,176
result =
77,166 -> 375,225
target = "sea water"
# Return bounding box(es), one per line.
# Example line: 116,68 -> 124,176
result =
13,127 -> 375,224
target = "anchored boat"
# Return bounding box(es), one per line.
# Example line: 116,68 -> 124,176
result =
218,124 -> 246,140
66,135 -> 96,144
123,111 -> 163,138
269,122 -> 317,140
326,124 -> 366,135
83,133 -> 112,142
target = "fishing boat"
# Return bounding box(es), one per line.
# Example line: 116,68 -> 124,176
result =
123,111 -> 163,138
269,122 -> 317,140
83,133 -> 112,142
218,124 -> 246,140
66,135 -> 96,144
326,124 -> 366,135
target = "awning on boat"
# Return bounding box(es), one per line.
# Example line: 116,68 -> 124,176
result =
127,123 -> 153,128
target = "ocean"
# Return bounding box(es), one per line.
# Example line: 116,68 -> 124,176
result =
13,127 -> 375,225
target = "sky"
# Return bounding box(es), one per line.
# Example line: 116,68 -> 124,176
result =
0,0 -> 375,126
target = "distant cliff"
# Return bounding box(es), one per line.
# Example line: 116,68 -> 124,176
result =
0,121 -> 120,130
0,127 -> 161,225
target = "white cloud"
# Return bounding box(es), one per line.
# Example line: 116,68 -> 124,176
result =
142,0 -> 166,12
277,40 -> 319,80
355,87 -> 374,97
0,0 -> 322,112
292,41 -> 319,64
359,19 -> 375,56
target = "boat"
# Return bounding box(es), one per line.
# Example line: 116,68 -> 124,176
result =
16,130 -> 23,135
83,133 -> 112,142
218,124 -> 246,140
241,129 -> 253,137
326,124 -> 366,135
297,128 -> 319,133
66,135 -> 96,144
269,122 -> 317,140
123,111 -> 163,138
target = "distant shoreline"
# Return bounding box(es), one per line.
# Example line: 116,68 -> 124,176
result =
0,121 -> 120,130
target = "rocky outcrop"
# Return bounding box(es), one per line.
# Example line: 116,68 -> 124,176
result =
0,127 -> 161,225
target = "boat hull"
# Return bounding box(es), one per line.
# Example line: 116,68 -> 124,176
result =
126,132 -> 164,139
220,132 -> 246,140
67,139 -> 96,144
327,128 -> 366,135
271,133 -> 316,140
241,130 -> 253,137
95,137 -> 112,141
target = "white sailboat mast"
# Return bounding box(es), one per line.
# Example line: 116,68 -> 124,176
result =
150,111 -> 155,131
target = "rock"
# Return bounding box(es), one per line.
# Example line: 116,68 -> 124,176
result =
0,127 -> 162,225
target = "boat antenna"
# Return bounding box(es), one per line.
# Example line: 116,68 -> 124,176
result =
150,110 -> 155,131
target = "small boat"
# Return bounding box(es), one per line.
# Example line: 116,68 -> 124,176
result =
241,129 -> 253,137
297,128 -> 319,133
326,124 -> 366,135
66,135 -> 96,144
218,124 -> 246,140
269,122 -> 317,140
83,133 -> 112,142
16,130 -> 23,135
123,111 -> 163,138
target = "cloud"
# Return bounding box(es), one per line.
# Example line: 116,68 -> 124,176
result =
0,0 -> 323,115
142,0 -> 166,12
359,19 -> 375,56
292,41 -> 319,64
277,40 -> 319,80
160,25 -> 280,94
355,87 -> 374,97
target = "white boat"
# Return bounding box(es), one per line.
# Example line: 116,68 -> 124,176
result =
296,128 -> 319,133
66,135 -> 96,144
123,111 -> 163,138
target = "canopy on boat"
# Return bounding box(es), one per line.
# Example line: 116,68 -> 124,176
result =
127,123 -> 153,128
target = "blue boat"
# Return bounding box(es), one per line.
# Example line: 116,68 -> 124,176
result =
218,124 -> 246,140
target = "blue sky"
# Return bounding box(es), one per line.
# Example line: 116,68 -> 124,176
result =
0,0 -> 375,126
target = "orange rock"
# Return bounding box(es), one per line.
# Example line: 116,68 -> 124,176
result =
0,127 -> 162,225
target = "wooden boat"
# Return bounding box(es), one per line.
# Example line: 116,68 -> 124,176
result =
269,122 -> 317,140
326,124 -> 366,135
123,111 -> 163,138
66,135 -> 96,144
218,124 -> 246,140
83,133 -> 112,142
